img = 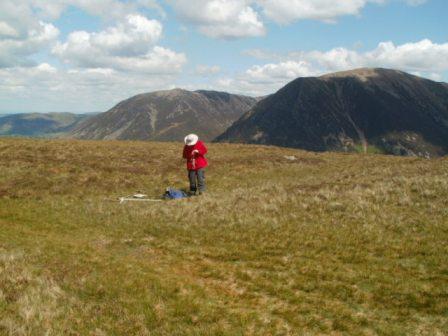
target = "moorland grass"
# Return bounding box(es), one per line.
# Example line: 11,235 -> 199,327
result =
0,138 -> 447,335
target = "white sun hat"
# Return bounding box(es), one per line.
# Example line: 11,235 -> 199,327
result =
184,134 -> 199,146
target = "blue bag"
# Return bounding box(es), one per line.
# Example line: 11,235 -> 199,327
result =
163,188 -> 189,200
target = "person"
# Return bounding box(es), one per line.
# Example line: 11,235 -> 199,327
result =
183,134 -> 208,195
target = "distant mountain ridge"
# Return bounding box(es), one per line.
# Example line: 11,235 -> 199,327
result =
0,112 -> 92,138
4,69 -> 448,157
70,89 -> 257,141
216,68 -> 448,157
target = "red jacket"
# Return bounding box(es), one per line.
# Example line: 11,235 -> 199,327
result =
183,141 -> 208,170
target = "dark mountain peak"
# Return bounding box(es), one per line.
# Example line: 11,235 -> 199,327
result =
195,89 -> 231,95
319,67 -> 401,81
152,88 -> 190,97
216,69 -> 448,157
71,89 -> 257,141
127,88 -> 190,102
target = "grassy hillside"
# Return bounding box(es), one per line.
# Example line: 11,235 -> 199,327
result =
0,138 -> 447,335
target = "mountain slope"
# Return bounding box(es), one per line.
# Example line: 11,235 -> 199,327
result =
71,89 -> 257,141
216,68 -> 448,157
0,112 -> 91,137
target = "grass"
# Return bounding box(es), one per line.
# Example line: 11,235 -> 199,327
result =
0,137 -> 447,335
353,144 -> 386,155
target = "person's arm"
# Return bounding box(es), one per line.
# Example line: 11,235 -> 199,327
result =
182,145 -> 187,159
196,142 -> 207,156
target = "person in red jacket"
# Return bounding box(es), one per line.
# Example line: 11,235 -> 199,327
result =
183,134 -> 208,195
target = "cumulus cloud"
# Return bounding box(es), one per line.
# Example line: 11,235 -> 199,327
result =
245,61 -> 315,83
257,0 -> 375,24
54,14 -> 162,57
0,21 -> 19,38
212,61 -> 316,95
0,1 -> 35,39
52,14 -> 186,74
245,39 -> 448,75
0,0 -> 61,67
169,0 -> 428,34
168,0 -> 265,39
30,0 -> 165,20
0,0 -> 188,111
212,60 -> 315,95
224,39 -> 448,95
257,0 -> 428,24
0,0 -> 168,69
290,39 -> 448,73
0,63 -> 181,112
0,21 -> 59,68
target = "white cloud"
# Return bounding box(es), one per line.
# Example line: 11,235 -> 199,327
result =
30,0 -> 165,20
0,21 -> 19,38
0,1 -> 36,39
245,61 -> 315,83
55,14 -> 162,57
168,0 -> 265,39
52,14 -> 186,74
0,0 -> 187,111
256,0 -> 427,24
0,21 -> 59,67
0,0 -> 167,68
227,39 -> 448,95
246,39 -> 448,74
0,63 -> 181,112
169,0 -> 427,38
212,61 -> 315,96
257,0 -> 375,24
291,39 -> 448,73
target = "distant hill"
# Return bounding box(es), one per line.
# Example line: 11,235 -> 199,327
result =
0,112 -> 93,138
216,68 -> 448,157
70,89 -> 257,141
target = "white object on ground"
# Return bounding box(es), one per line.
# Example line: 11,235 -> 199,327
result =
284,155 -> 297,161
119,197 -> 162,204
118,193 -> 162,204
133,193 -> 148,199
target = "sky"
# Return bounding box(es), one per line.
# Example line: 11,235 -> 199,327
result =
0,0 -> 447,113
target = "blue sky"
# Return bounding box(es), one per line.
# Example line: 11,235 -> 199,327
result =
0,0 -> 447,113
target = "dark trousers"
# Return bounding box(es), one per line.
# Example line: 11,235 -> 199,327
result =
188,169 -> 206,193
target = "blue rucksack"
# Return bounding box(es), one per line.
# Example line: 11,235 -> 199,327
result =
163,188 -> 188,200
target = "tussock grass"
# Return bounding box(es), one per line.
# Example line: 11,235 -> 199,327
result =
0,138 -> 447,335
0,250 -> 74,335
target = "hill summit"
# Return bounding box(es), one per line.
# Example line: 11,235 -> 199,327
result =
71,89 -> 257,141
216,68 -> 448,157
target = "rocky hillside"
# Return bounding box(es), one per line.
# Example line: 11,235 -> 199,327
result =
71,89 -> 257,141
0,112 -> 91,137
216,68 -> 448,157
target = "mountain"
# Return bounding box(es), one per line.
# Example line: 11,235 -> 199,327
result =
70,89 -> 257,141
0,112 -> 92,138
216,68 -> 448,157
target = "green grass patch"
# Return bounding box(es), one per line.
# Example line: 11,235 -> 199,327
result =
0,138 -> 447,335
